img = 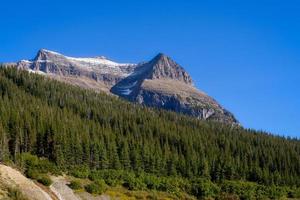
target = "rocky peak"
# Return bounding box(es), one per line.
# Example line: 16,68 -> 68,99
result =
34,49 -> 63,61
146,53 -> 193,85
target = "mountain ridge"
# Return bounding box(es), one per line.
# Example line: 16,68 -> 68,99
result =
12,49 -> 238,124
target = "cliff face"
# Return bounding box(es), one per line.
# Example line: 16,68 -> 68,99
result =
111,53 -> 237,124
17,49 -> 137,92
146,53 -> 193,84
16,49 -> 238,124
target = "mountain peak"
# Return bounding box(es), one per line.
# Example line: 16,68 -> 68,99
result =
34,49 -> 63,61
155,52 -> 167,58
152,53 -> 170,63
147,53 -> 193,85
38,49 -> 61,55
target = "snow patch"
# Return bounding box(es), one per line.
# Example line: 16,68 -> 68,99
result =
66,56 -> 134,67
127,81 -> 137,88
20,60 -> 32,63
28,69 -> 46,75
40,49 -> 135,67
36,60 -> 51,63
120,88 -> 132,95
116,81 -> 138,95
41,49 -> 62,55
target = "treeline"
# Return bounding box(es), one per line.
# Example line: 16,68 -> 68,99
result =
0,67 -> 300,188
18,153 -> 300,199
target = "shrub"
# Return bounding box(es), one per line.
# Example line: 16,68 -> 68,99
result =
37,174 -> 52,186
142,175 -> 160,190
18,153 -> 60,175
122,174 -> 146,191
88,170 -> 126,187
70,166 -> 90,179
221,181 -> 257,198
89,169 -> 126,182
105,178 -> 120,187
265,185 -> 287,199
85,180 -> 107,195
25,169 -> 52,187
288,187 -> 300,198
68,180 -> 82,190
25,169 -> 39,179
191,178 -> 220,199
7,187 -> 28,200
36,158 -> 60,175
20,153 -> 39,169
217,193 -> 239,200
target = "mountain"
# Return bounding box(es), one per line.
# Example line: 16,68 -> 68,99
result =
0,67 -> 299,200
15,49 -> 237,124
111,53 -> 236,124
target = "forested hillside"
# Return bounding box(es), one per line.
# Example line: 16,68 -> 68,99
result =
0,67 -> 299,199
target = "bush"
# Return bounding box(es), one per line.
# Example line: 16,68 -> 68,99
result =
221,181 -> 260,200
191,178 -> 220,199
85,180 -> 107,195
105,178 -> 120,187
70,166 -> 90,179
25,169 -> 52,187
25,169 -> 39,179
219,180 -> 291,200
18,153 -> 60,175
157,177 -> 191,195
265,185 -> 287,200
288,187 -> 300,198
142,175 -> 160,190
7,187 -> 28,200
37,174 -> 52,186
89,169 -> 125,182
36,158 -> 60,175
88,170 -> 126,187
217,193 -> 239,200
19,153 -> 39,169
122,174 -> 146,191
68,180 -> 82,190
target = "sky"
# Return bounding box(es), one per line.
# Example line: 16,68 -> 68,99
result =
0,0 -> 299,137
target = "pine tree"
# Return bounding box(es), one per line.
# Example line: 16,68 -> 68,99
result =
0,124 -> 9,161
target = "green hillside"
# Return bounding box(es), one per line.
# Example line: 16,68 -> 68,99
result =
0,67 -> 299,199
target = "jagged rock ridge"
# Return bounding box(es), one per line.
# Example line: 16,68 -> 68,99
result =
14,49 -> 238,124
17,49 -> 137,93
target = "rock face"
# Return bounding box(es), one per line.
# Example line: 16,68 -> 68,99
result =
15,49 -> 238,124
111,53 -> 237,124
17,49 -> 137,93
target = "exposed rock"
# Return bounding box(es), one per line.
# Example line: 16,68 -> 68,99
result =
0,164 -> 53,200
111,53 -> 238,124
50,176 -> 80,200
17,49 -> 137,88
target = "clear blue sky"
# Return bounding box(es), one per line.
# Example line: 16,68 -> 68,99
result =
1,0 -> 299,137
